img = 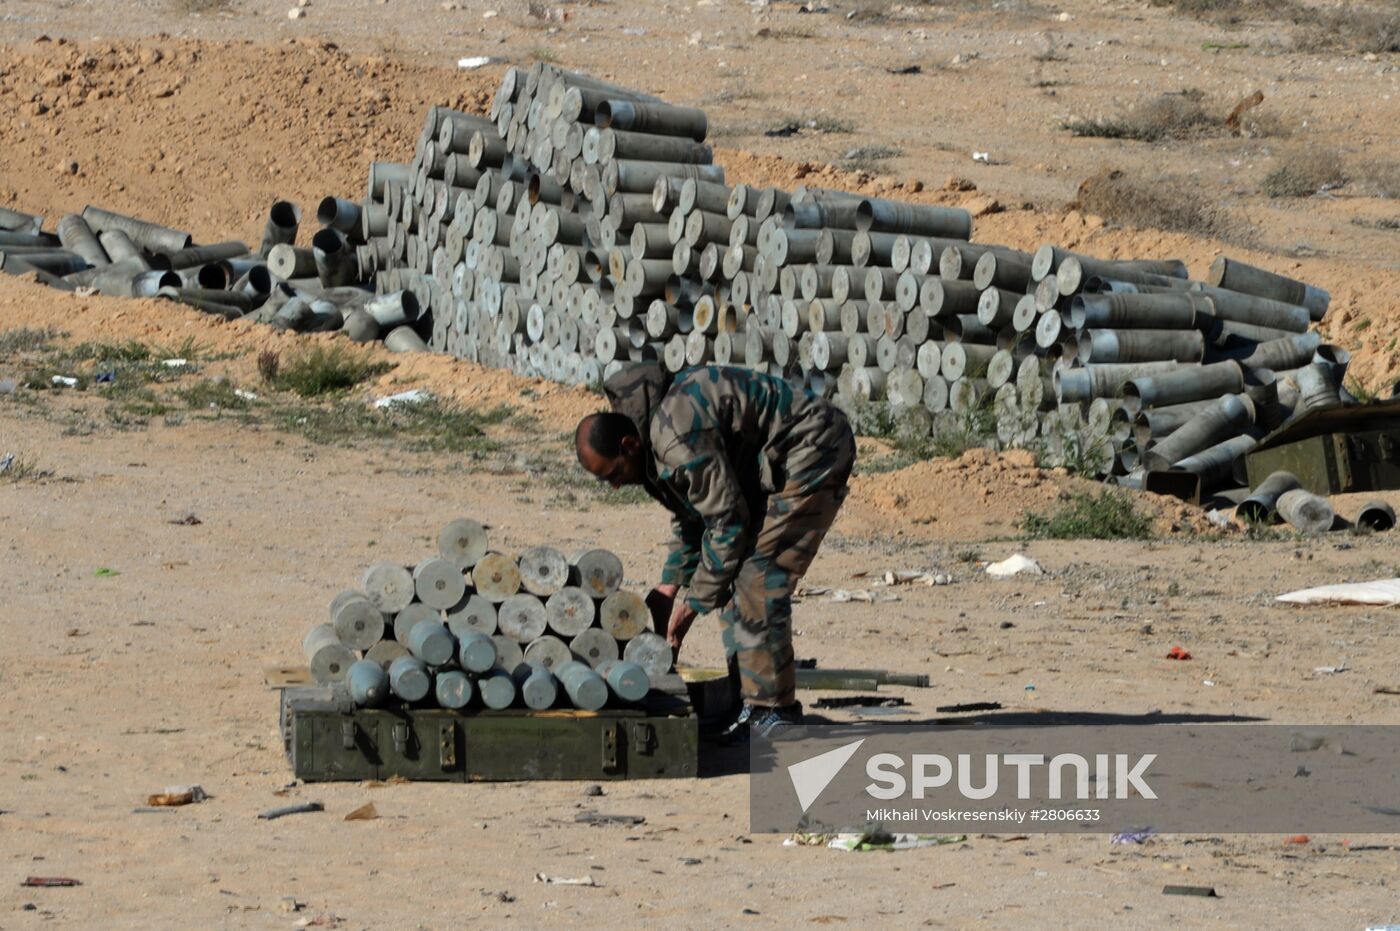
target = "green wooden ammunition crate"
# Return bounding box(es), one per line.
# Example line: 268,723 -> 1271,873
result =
279,676 -> 698,782
1245,400 -> 1400,495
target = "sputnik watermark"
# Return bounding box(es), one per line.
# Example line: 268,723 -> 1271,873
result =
864,752 -> 1156,801
752,725 -> 1400,833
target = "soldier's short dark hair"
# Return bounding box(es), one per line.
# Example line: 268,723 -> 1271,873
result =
576,411 -> 639,459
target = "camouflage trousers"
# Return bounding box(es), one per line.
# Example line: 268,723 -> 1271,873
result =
719,410 -> 856,707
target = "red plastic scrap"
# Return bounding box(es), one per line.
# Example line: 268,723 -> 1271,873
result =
22,877 -> 81,887
1165,646 -> 1192,661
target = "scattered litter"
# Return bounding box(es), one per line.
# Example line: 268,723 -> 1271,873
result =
344,802 -> 378,821
798,2 -> 829,11
882,570 -> 953,586
583,784 -> 604,797
574,811 -> 645,826
146,784 -> 207,807
787,828 -> 966,852
1206,509 -> 1230,528
373,388 -> 433,409
1162,884 -> 1217,897
168,514 -> 203,526
160,358 -> 188,368
234,389 -> 258,402
0,379 -> 17,394
1277,578 -> 1400,607
621,26 -> 646,35
534,873 -> 600,886
457,56 -> 496,70
764,122 -> 800,138
94,567 -> 119,578
1024,683 -> 1036,691
1284,834 -> 1309,845
1111,827 -> 1156,844
971,151 -> 991,163
1374,686 -> 1400,696
985,554 -> 1042,578
813,696 -> 909,710
258,801 -> 323,820
0,453 -> 13,473
936,701 -> 1002,713
678,857 -> 702,865
1165,646 -> 1192,661
288,7 -> 305,19
281,897 -> 305,913
1313,663 -> 1347,675
886,64 -> 922,75
22,877 -> 81,887
51,375 -> 77,387
95,372 -> 115,384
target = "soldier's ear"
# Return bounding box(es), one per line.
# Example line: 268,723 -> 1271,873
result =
619,433 -> 641,458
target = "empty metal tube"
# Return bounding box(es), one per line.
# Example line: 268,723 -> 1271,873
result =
1080,328 -> 1205,365
1141,394 -> 1253,471
259,201 -> 301,256
56,215 -> 109,267
1357,501 -> 1396,532
596,98 -> 707,142
854,198 -> 972,240
81,206 -> 192,253
1122,361 -> 1244,413
1236,470 -> 1301,524
1209,256 -> 1330,321
1276,488 -> 1335,534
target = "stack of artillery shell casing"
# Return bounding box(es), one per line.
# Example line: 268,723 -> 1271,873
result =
2,62 -> 1364,507
301,516 -> 670,711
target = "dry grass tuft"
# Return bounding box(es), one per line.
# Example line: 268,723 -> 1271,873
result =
1075,168 -> 1234,239
1063,90 -> 1218,142
1261,149 -> 1347,198
169,0 -> 234,13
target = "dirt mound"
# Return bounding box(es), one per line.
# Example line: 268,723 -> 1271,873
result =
843,447 -> 1206,541
0,37 -> 498,244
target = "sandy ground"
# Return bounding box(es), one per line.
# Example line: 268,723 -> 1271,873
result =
2,0 -> 1400,927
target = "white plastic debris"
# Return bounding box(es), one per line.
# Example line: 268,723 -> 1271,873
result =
972,151 -> 991,163
985,554 -> 1043,578
51,375 -> 78,387
1276,578 -> 1400,607
373,388 -> 433,409
882,570 -> 953,586
234,389 -> 258,402
534,873 -> 599,886
458,56 -> 494,69
161,358 -> 188,368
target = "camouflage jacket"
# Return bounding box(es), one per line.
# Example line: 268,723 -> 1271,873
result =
604,362 -> 843,613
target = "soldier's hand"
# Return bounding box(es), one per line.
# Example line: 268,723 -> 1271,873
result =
645,584 -> 678,635
667,602 -> 698,654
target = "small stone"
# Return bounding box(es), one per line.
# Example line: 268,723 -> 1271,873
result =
280,897 -> 304,913
56,159 -> 78,176
287,7 -> 305,18
584,784 -> 604,797
999,621 -> 1014,629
